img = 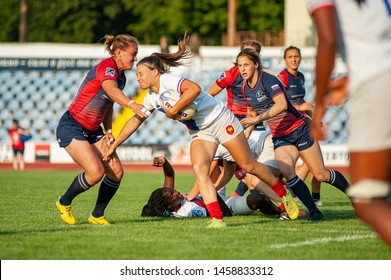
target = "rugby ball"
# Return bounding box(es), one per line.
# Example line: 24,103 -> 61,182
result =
159,90 -> 197,121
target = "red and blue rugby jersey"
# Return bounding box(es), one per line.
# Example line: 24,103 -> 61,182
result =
278,69 -> 306,106
68,57 -> 126,130
242,71 -> 305,137
215,66 -> 248,116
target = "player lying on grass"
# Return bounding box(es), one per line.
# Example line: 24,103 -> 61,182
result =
184,135 -> 304,220
141,156 -> 281,218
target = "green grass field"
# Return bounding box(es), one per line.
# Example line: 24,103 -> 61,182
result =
0,170 -> 390,260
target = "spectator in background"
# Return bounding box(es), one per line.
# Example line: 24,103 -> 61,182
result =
160,35 -> 170,54
8,119 -> 31,171
55,34 -> 150,226
278,45 -> 322,205
308,0 -> 391,246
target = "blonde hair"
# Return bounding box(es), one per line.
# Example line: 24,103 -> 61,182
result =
104,34 -> 139,57
137,33 -> 192,74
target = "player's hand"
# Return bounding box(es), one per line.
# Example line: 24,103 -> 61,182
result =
106,133 -> 114,147
129,102 -> 151,118
298,102 -> 314,112
240,116 -> 259,128
153,156 -> 166,167
102,145 -> 116,161
326,76 -> 348,106
310,106 -> 328,141
164,107 -> 178,120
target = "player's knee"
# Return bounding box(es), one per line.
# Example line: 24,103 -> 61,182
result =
114,167 -> 124,181
192,163 -> 208,177
346,179 -> 391,202
312,170 -> 329,182
86,166 -> 105,184
240,161 -> 258,175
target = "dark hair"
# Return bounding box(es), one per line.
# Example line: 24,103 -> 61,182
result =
241,39 -> 262,54
141,188 -> 167,217
235,48 -> 263,71
283,45 -> 301,59
137,32 -> 192,74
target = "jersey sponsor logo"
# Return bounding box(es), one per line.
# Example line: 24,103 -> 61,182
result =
226,125 -> 235,135
105,67 -> 115,77
298,141 -> 308,147
271,84 -> 280,91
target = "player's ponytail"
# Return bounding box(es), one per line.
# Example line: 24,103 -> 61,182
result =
138,32 -> 192,74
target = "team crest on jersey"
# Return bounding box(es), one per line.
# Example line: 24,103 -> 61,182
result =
226,125 -> 235,135
105,67 -> 115,77
256,90 -> 266,102
217,72 -> 227,82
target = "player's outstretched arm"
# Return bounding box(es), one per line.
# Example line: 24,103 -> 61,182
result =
102,115 -> 145,161
153,156 -> 175,188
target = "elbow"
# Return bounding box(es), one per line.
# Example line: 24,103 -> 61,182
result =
194,85 -> 202,96
281,103 -> 288,112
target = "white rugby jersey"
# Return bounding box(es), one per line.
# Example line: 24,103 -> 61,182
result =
307,0 -> 391,92
142,73 -> 226,130
173,198 -> 208,218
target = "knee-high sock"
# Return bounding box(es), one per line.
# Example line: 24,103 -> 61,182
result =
91,176 -> 120,218
269,179 -> 286,197
60,172 -> 91,205
328,169 -> 349,193
206,201 -> 223,220
287,176 -> 318,212
234,181 -> 249,196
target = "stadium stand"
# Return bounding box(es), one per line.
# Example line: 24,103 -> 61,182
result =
0,51 -> 348,145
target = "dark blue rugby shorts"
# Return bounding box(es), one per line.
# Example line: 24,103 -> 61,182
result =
272,117 -> 314,151
56,111 -> 104,148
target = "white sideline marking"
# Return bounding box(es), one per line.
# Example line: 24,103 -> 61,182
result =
269,234 -> 376,249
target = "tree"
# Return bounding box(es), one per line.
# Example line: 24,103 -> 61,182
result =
0,0 -> 284,46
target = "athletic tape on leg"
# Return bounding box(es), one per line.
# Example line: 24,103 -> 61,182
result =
346,180 -> 391,201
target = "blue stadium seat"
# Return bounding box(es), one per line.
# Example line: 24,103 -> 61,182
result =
0,56 -> 350,144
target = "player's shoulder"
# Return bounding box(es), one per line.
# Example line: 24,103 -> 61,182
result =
217,65 -> 239,83
97,57 -> 116,68
261,69 -> 280,82
278,69 -> 288,77
306,0 -> 335,15
277,69 -> 289,81
226,65 -> 239,75
161,73 -> 186,90
96,57 -> 118,78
